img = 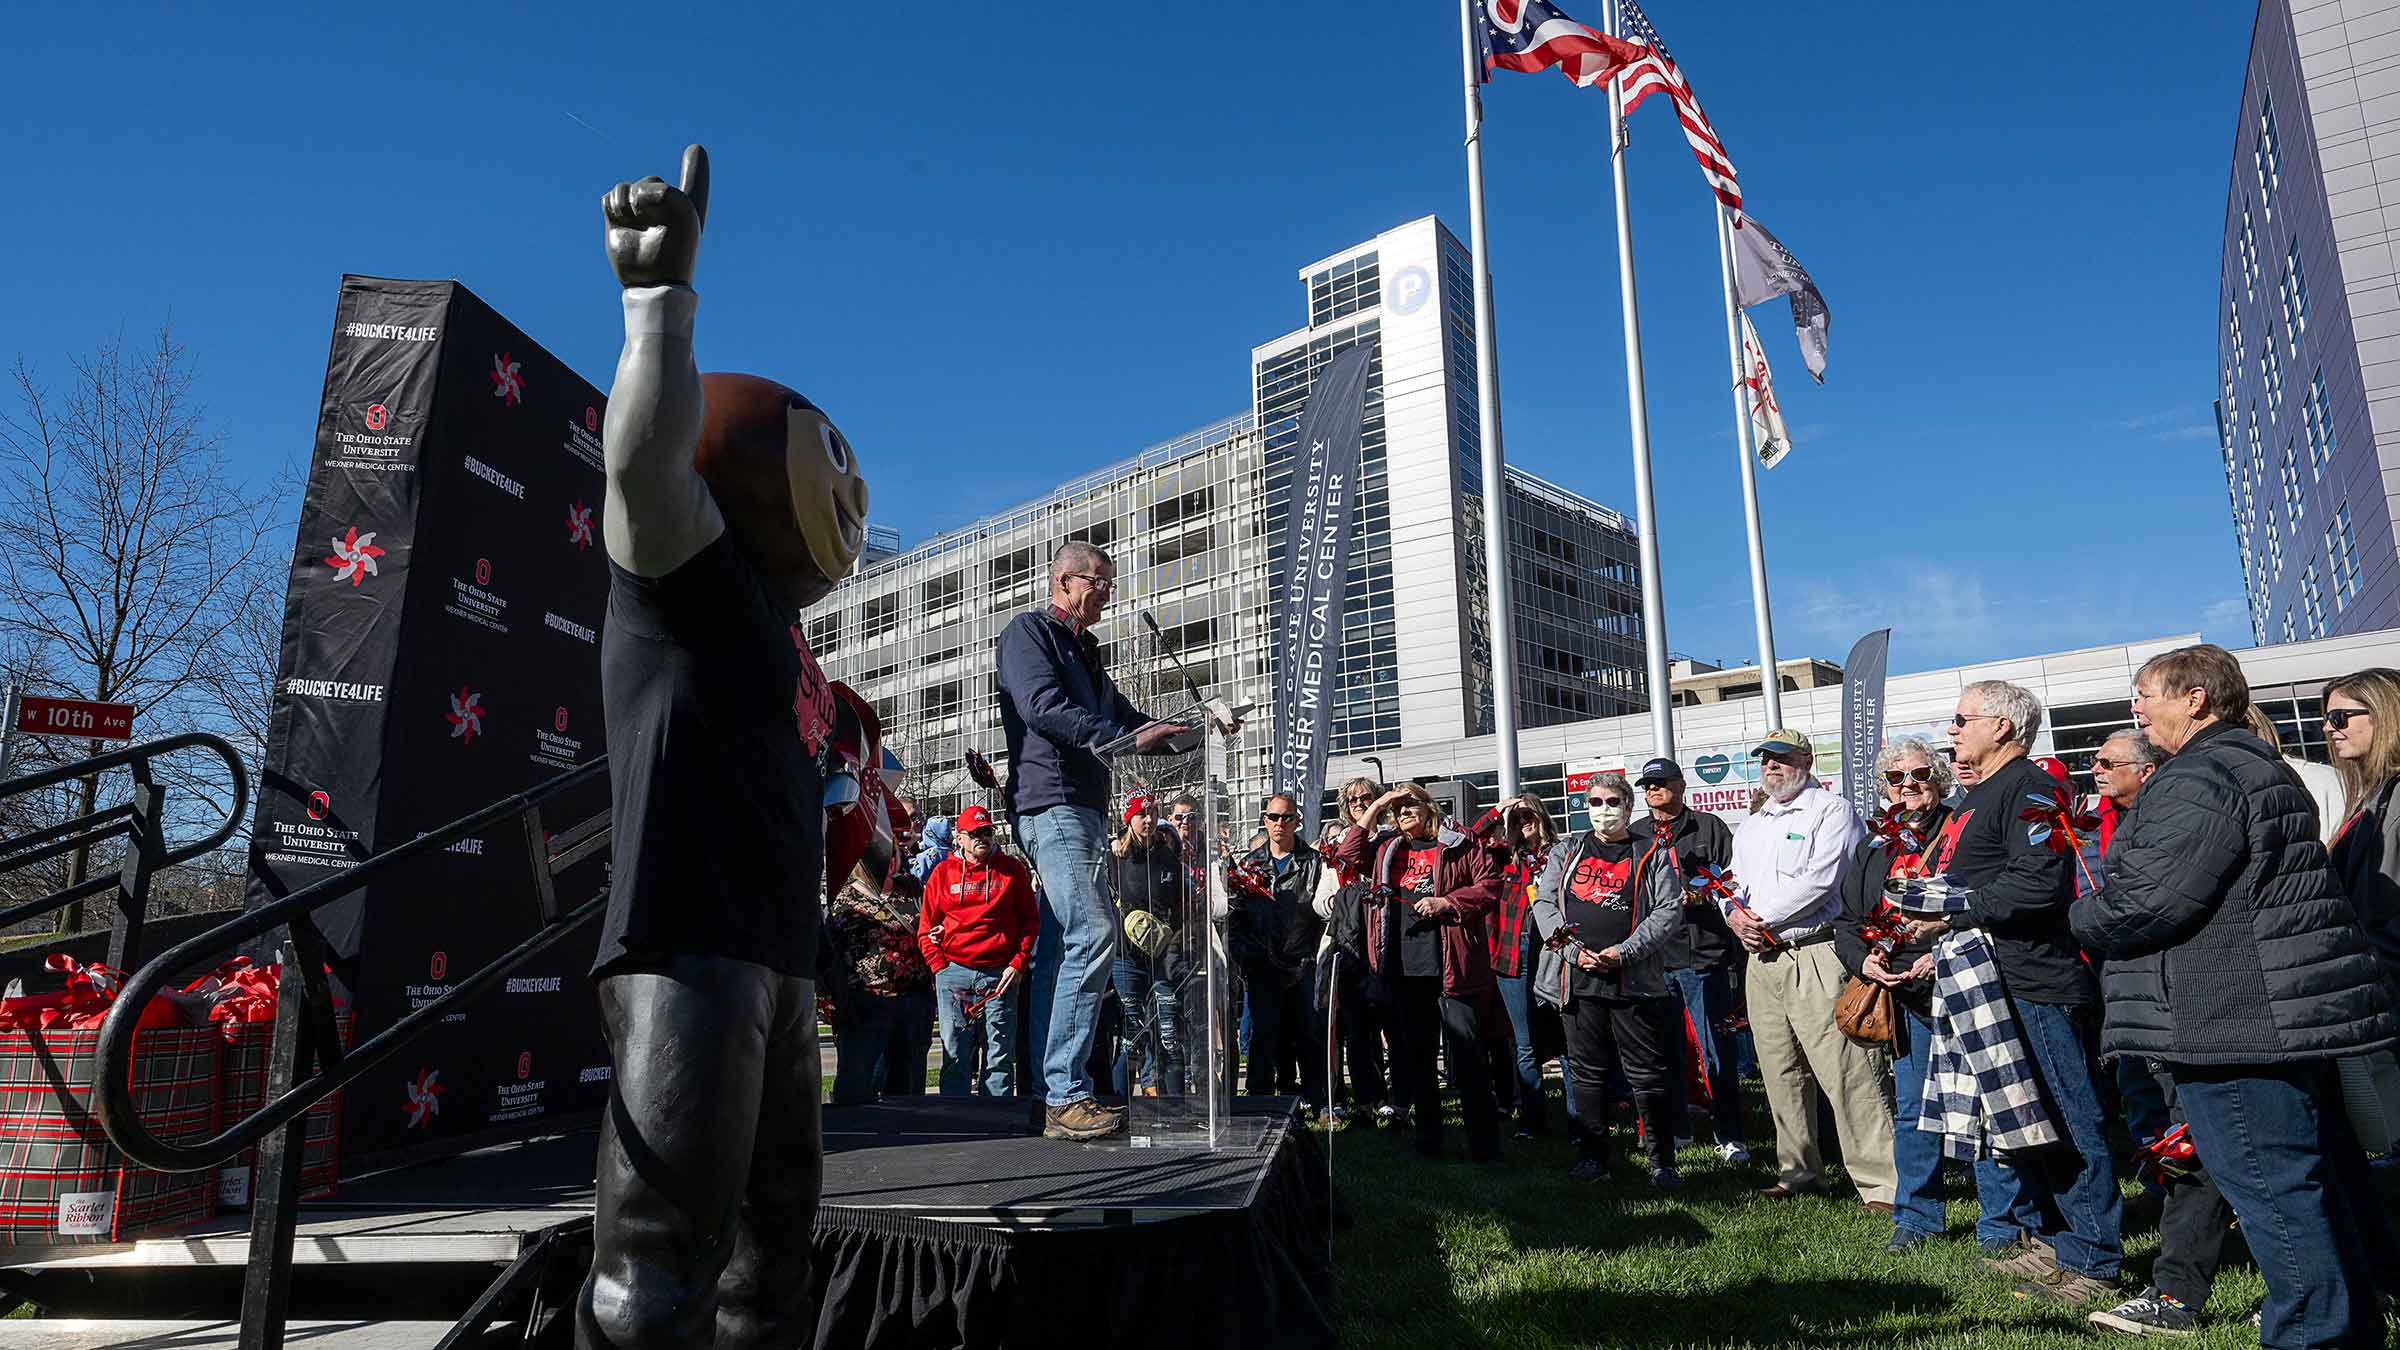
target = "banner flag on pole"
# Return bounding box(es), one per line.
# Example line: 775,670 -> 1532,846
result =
1271,344 -> 1372,840
1613,0 -> 1744,226
1730,215 -> 1831,382
1740,313 -> 1793,470
1840,628 -> 1892,827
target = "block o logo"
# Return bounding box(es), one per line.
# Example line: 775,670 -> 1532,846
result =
430,951 -> 447,981
306,790 -> 330,821
553,707 -> 569,734
474,558 -> 491,586
365,403 -> 389,431
516,1051 -> 532,1080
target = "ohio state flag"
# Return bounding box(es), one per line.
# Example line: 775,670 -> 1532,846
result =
1741,313 -> 1793,469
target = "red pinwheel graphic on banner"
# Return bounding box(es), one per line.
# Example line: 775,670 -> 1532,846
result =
404,1067 -> 444,1129
324,526 -> 386,586
2020,786 -> 2102,891
489,352 -> 525,405
445,686 -> 484,743
565,501 -> 595,551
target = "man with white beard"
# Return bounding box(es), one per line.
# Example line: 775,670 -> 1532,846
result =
1724,729 -> 1893,1208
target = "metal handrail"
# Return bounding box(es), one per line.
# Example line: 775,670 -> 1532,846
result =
89,756 -> 608,1175
0,731 -> 249,932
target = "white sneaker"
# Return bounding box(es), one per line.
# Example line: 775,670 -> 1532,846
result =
1718,1141 -> 1751,1164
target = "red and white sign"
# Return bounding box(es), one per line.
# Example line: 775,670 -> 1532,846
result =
16,695 -> 135,740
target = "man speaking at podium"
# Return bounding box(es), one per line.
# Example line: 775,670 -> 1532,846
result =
998,541 -> 1190,1140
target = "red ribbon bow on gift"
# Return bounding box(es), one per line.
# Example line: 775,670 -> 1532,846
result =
0,954 -> 181,1032
2137,1123 -> 2202,1185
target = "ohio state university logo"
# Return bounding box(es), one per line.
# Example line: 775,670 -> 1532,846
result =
565,501 -> 594,551
445,686 -> 485,743
365,403 -> 389,431
516,1051 -> 532,1080
553,707 -> 569,734
429,951 -> 447,980
490,353 -> 525,405
474,557 -> 491,586
584,406 -> 599,433
404,1068 -> 444,1129
324,526 -> 386,587
306,791 -> 329,821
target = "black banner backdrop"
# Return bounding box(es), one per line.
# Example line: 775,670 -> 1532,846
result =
250,277 -> 612,1174
1840,627 -> 1892,825
1269,345 -> 1372,839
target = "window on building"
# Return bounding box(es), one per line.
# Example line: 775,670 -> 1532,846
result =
2263,342 -> 2284,417
1150,525 -> 1213,570
921,680 -> 964,721
1067,518 -> 1117,551
2284,239 -> 2308,351
990,544 -> 1038,606
2241,201 -> 2259,296
860,592 -> 902,641
2304,561 -> 2326,637
2308,370 -> 2334,478
805,611 -> 841,655
921,570 -> 964,612
2282,608 -> 2295,643
2267,506 -> 2284,581
1151,486 -> 1213,530
2282,441 -> 2303,526
1308,252 -> 1382,328
2258,94 -> 2282,217
2229,301 -> 2243,365
2331,505 -> 2361,608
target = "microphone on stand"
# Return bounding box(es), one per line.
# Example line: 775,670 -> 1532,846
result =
1139,610 -> 1208,710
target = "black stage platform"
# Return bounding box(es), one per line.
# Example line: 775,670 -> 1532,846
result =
0,1094 -> 1333,1349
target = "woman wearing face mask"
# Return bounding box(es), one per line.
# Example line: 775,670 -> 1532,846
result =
1834,738 -> 1968,1251
1531,772 -> 1690,1187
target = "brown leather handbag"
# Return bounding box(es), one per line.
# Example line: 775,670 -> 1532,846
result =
1834,974 -> 1899,1048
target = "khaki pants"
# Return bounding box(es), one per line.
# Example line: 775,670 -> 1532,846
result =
1745,942 -> 1896,1202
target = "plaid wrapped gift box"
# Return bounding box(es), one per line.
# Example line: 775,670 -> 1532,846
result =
0,1023 -> 219,1244
214,1010 -> 354,1209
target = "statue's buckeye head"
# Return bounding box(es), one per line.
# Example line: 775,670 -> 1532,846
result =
694,372 -> 869,612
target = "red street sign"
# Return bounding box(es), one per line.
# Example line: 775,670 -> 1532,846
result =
16,695 -> 135,741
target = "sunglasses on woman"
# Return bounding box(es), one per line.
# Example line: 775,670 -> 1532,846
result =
1882,767 -> 1934,786
2328,708 -> 2372,730
1589,795 -> 1626,807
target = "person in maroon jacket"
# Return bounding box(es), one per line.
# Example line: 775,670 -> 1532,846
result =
918,806 -> 1039,1097
1338,781 -> 1504,1162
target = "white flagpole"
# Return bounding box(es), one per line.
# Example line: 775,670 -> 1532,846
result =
1716,204 -> 1784,730
1605,0 -> 1676,758
1458,0 -> 1523,798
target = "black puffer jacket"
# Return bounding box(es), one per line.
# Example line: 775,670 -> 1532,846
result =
2071,720 -> 2398,1064
2328,775 -> 2400,993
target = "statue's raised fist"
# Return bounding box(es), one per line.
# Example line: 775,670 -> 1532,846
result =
602,144 -> 710,289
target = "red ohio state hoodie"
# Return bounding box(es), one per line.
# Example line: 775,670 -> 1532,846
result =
917,852 -> 1039,974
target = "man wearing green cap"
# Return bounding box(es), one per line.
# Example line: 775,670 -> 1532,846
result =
1722,728 -> 1892,1208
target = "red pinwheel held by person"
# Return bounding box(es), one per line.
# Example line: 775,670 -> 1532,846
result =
2019,787 -> 2099,857
1856,899 -> 1910,957
1683,861 -> 1736,907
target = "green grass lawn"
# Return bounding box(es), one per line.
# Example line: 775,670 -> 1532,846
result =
1323,1091 -> 2397,1349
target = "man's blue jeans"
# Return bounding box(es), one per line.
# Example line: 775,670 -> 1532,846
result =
829,989 -> 896,1107
1667,965 -> 1747,1145
1019,805 -> 1114,1108
1995,998 -> 2122,1279
933,963 -> 1018,1097
2173,1062 -> 2390,1349
1889,1006 -> 2039,1245
1495,932 -> 1576,1133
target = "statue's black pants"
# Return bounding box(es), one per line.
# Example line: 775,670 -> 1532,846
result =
577,956 -> 822,1349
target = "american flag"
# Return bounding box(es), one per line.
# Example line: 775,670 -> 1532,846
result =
1615,0 -> 1744,226
1475,0 -> 1643,89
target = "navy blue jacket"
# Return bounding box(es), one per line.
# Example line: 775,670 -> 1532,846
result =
996,609 -> 1152,817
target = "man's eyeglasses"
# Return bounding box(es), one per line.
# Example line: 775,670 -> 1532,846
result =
2090,756 -> 2142,772
2328,707 -> 2372,730
1952,712 -> 2004,728
1263,811 -> 1298,823
1882,767 -> 1934,786
1064,572 -> 1116,592
966,828 -> 996,840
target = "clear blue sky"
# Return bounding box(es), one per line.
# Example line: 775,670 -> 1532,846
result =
3,1 -> 2256,679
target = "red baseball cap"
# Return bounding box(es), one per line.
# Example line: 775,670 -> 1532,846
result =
957,805 -> 995,834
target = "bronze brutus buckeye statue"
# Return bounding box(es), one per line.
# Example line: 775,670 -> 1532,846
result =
577,143 -> 869,1349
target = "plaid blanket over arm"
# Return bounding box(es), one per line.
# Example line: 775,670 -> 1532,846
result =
1885,875 -> 2060,1160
